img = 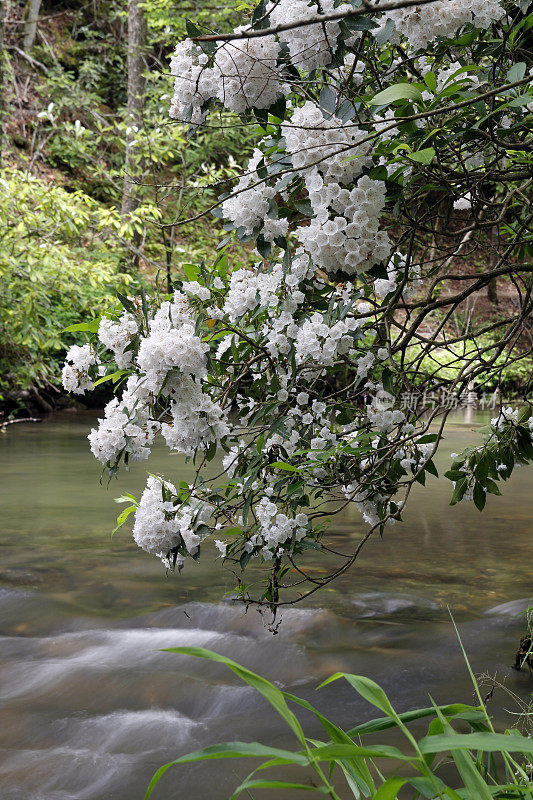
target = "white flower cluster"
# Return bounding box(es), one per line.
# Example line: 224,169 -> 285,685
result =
490,406 -> 521,431
169,40 -> 217,125
335,53 -> 365,86
282,101 -> 371,183
61,344 -> 97,394
380,0 -> 504,51
342,472 -> 400,527
222,263 -> 284,321
98,312 -> 138,368
294,312 -> 361,366
449,408 -> 533,505
213,32 -> 286,113
132,476 -> 212,564
267,0 -> 353,71
298,174 -> 391,274
366,391 -> 406,434
83,292 -> 227,467
397,438 -> 435,474
255,499 -> 308,557
137,304 -> 208,395
221,149 -> 278,237
182,280 -> 211,302
169,32 -> 286,122
88,375 -> 158,464
161,376 -> 229,456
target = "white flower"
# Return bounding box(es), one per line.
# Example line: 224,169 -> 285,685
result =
297,176 -> 391,275
454,193 -> 472,211
282,103 -> 372,184
377,0 -> 504,51
88,375 -> 159,465
62,344 -> 98,395
98,312 -> 138,368
268,0 -> 353,71
132,476 -> 212,560
213,31 -> 287,113
215,540 -> 227,556
182,280 -> 211,301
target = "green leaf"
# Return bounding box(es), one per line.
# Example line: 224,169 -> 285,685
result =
415,469 -> 426,486
231,779 -> 328,797
161,647 -> 306,743
311,743 -> 411,761
517,403 -> 532,425
506,62 -> 527,83
114,493 -> 137,504
319,86 -> 336,115
445,470 -> 469,481
145,742 -> 309,800
63,317 -> 100,333
92,370 -> 127,388
183,263 -> 200,282
371,84 -> 422,106
408,147 -> 435,164
117,292 -> 135,313
239,550 -> 252,571
416,434 -> 439,444
473,482 -> 486,512
374,777 -> 407,799
450,477 -> 468,506
382,367 -> 394,394
185,18 -> 201,38
423,71 -> 437,93
425,459 -> 439,478
269,461 -> 300,472
111,505 -> 136,537
484,479 -> 502,496
320,674 -> 396,717
348,704 -> 481,736
284,692 -> 374,795
294,200 -> 315,217
269,97 -> 286,121
342,15 -> 378,31
418,731 -> 533,755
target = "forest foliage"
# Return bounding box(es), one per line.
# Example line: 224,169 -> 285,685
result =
1,0 -> 531,409
1,0 -> 251,406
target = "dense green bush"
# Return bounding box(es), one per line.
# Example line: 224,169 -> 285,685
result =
0,170 -> 132,393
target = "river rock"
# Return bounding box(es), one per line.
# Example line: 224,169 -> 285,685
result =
348,591 -> 441,620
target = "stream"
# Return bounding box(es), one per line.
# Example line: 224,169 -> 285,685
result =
0,410 -> 531,799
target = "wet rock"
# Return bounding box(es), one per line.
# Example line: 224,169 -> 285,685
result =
485,598 -> 532,617
0,567 -> 61,587
347,592 -> 441,620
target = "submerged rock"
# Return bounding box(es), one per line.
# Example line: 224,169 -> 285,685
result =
485,598 -> 532,618
347,592 -> 441,620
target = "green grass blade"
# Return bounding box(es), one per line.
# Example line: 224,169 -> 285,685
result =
162,647 -> 306,743
347,704 -> 482,736
144,742 -> 309,799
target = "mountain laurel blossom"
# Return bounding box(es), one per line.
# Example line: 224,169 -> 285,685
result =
62,0 -> 533,603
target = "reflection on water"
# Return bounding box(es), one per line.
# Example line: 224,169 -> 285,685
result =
0,411 -> 532,799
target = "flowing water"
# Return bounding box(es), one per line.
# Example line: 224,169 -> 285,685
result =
0,411 -> 532,799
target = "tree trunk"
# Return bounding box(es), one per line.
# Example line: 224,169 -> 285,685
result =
0,0 -> 5,170
22,0 -> 42,52
121,0 -> 147,221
